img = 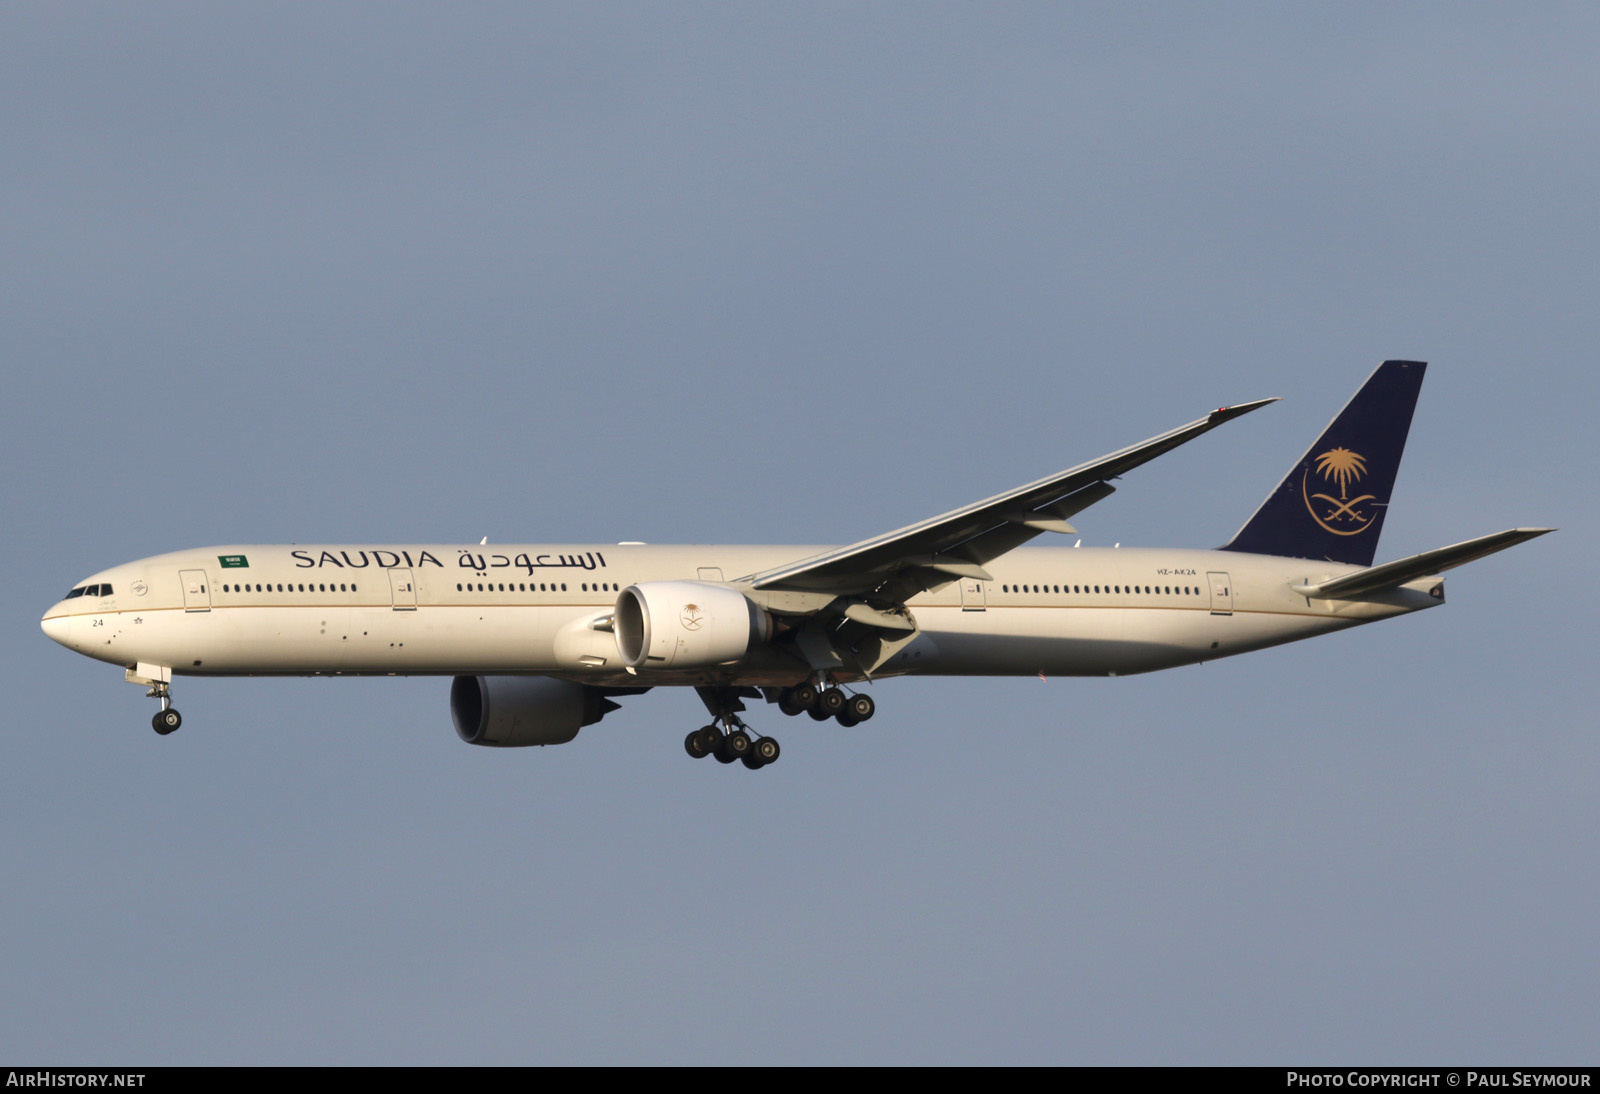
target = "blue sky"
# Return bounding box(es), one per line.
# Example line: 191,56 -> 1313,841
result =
3,4 -> 1594,1063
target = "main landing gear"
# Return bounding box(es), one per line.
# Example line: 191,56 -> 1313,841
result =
687,684 -> 788,771
147,681 -> 182,736
683,680 -> 876,767
776,682 -> 875,727
683,722 -> 782,770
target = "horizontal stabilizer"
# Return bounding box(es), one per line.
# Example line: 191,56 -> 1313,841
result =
1290,528 -> 1553,599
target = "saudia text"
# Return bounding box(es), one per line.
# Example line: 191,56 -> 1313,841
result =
288,549 -> 606,576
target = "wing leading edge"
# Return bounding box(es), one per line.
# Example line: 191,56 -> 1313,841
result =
743,397 -> 1278,602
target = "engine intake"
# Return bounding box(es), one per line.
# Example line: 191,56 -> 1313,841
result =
614,581 -> 770,670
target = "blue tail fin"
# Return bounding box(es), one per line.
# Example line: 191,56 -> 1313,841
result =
1221,360 -> 1426,566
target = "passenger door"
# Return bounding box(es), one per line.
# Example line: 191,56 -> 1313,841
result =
1207,571 -> 1233,616
960,578 -> 987,611
179,569 -> 211,612
388,568 -> 418,610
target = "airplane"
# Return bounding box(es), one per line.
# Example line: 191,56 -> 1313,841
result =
41,361 -> 1550,770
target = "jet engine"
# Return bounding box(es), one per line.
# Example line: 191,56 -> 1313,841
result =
614,581 -> 771,671
450,675 -> 620,747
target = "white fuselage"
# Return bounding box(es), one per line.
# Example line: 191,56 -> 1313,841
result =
40,542 -> 1441,688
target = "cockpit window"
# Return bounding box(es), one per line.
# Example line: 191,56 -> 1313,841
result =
95,584 -> 110,596
65,586 -> 86,599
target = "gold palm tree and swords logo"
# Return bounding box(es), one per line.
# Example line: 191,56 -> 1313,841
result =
1301,446 -> 1378,536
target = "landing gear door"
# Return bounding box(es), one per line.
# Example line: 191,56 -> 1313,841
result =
960,578 -> 987,611
389,568 -> 418,610
1207,571 -> 1233,616
179,569 -> 211,612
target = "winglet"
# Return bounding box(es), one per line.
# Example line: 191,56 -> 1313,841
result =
1208,397 -> 1280,425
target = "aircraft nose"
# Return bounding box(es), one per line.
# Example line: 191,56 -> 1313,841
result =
41,612 -> 69,647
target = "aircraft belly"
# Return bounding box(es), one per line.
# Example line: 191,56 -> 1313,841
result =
135,605 -> 574,676
316,606 -> 569,674
908,604 -> 1353,677
914,604 -> 1137,676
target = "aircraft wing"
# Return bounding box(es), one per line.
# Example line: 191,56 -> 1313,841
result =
1288,527 -> 1554,599
745,397 -> 1278,601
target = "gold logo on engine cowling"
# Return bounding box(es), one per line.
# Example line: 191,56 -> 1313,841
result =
680,603 -> 705,630
1302,446 -> 1377,536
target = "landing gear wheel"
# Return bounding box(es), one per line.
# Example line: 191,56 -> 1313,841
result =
152,708 -> 182,735
685,726 -> 719,759
720,729 -> 752,761
845,693 -> 875,722
817,688 -> 847,717
752,736 -> 780,765
781,683 -> 819,716
835,707 -> 860,728
807,705 -> 833,722
691,725 -> 725,758
741,753 -> 766,770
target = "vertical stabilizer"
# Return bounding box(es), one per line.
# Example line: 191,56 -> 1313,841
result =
1221,360 -> 1426,566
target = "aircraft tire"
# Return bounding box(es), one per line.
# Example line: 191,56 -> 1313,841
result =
152,709 -> 182,735
752,736 -> 780,764
846,694 -> 875,722
741,753 -> 766,770
835,708 -> 860,728
685,728 -> 714,759
807,706 -> 832,722
818,688 -> 846,717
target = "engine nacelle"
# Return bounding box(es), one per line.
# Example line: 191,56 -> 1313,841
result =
450,675 -> 619,747
614,581 -> 771,671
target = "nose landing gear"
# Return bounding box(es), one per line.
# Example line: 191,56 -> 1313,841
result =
148,682 -> 182,736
